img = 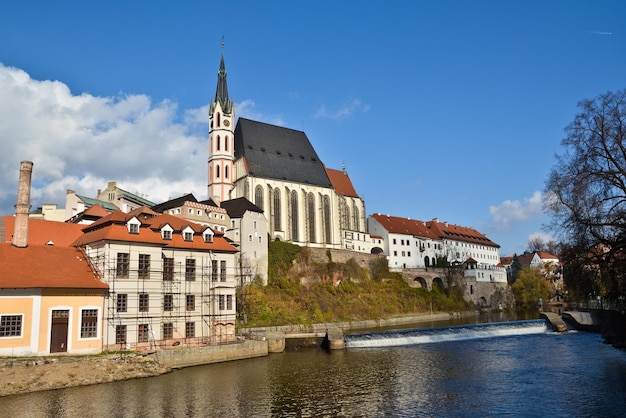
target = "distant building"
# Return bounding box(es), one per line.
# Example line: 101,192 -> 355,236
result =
65,189 -> 119,221
151,193 -> 229,233
96,181 -> 155,213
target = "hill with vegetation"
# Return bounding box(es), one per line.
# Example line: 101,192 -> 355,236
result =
237,242 -> 474,327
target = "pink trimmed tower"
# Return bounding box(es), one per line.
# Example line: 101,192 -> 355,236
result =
207,44 -> 235,203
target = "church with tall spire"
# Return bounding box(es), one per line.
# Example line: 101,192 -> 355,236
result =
207,47 -> 372,252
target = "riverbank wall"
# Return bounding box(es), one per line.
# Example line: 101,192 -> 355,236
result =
156,340 -> 267,369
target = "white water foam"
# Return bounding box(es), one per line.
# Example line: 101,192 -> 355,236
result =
344,320 -> 549,348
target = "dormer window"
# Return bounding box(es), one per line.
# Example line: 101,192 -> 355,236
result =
184,232 -> 193,241
204,231 -> 214,243
163,230 -> 172,240
129,224 -> 139,234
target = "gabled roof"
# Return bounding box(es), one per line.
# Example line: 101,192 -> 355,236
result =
325,167 -> 359,198
234,118 -> 332,188
535,251 -> 559,260
369,213 -> 437,239
151,193 -> 198,213
76,194 -> 119,211
220,197 -> 263,218
0,243 -> 108,290
114,187 -> 155,207
427,220 -> 499,248
1,216 -> 85,247
73,209 -> 237,253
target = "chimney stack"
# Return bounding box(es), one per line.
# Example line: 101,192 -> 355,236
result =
12,160 -> 33,248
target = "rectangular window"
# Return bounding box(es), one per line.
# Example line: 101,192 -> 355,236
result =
393,239 -> 397,245
212,260 -> 218,282
116,253 -> 129,278
138,324 -> 149,343
80,309 -> 98,338
115,325 -> 126,344
162,323 -> 173,340
248,234 -> 253,242
219,294 -> 225,310
185,322 -> 195,338
129,223 -> 139,234
220,260 -> 226,282
185,258 -> 196,281
0,314 -> 22,337
227,294 -> 233,310
138,254 -> 150,279
139,293 -> 149,312
163,257 -> 174,281
393,251 -> 397,256
163,230 -> 172,240
116,294 -> 127,312
184,232 -> 193,241
164,294 -> 174,311
186,294 -> 195,311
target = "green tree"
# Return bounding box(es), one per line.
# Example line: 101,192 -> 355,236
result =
545,89 -> 626,298
512,267 -> 551,309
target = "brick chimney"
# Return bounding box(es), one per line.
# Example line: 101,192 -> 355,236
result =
12,160 -> 33,248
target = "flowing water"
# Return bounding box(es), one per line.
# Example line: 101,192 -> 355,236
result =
2,319 -> 626,417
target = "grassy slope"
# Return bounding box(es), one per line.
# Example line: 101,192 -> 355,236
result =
238,242 -> 473,327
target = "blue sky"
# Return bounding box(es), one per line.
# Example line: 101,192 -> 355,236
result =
0,1 -> 624,256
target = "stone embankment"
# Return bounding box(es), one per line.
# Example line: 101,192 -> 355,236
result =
0,353 -> 169,397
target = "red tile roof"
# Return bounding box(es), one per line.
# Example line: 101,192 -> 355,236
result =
370,213 -> 437,239
325,167 -> 359,198
370,213 -> 499,247
0,243 -> 108,290
427,220 -> 499,248
73,209 -> 237,252
2,216 -> 85,247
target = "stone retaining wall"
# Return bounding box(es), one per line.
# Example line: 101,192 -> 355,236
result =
156,340 -> 267,369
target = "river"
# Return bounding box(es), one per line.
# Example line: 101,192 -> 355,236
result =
1,316 -> 626,417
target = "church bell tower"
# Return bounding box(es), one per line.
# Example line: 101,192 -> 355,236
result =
208,43 -> 235,203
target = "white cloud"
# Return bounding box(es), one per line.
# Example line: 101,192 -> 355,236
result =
488,191 -> 544,231
236,99 -> 285,126
314,98 -> 370,120
0,63 -> 208,214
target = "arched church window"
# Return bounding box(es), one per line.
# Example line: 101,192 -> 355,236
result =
323,195 -> 331,244
225,165 -> 229,179
225,136 -> 229,151
290,190 -> 299,242
273,188 -> 281,231
217,135 -> 221,151
216,165 -> 220,179
217,113 -> 221,127
353,203 -> 360,232
255,186 -> 264,210
307,193 -> 316,243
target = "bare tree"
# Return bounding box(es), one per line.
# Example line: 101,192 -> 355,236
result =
527,236 -> 546,252
545,89 -> 626,298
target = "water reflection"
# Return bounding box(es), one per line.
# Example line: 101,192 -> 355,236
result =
2,326 -> 626,417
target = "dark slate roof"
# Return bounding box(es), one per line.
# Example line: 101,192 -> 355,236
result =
151,193 -> 198,212
197,198 -> 219,207
234,118 -> 332,188
220,197 -> 263,218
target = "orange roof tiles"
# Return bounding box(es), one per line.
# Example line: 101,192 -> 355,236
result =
371,213 -> 499,247
325,167 -> 359,198
2,216 -> 85,247
73,210 -> 237,253
370,213 -> 436,239
0,243 -> 108,290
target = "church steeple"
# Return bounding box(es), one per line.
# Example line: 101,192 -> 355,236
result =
208,41 -> 235,203
211,41 -> 233,116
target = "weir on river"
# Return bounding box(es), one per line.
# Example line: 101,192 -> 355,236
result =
343,320 -> 550,348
